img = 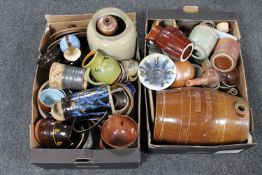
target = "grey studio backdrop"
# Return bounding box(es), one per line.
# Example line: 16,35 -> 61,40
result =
0,0 -> 262,175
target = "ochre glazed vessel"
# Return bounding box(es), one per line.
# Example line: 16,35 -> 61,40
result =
145,25 -> 193,62
170,61 -> 195,88
154,87 -> 250,145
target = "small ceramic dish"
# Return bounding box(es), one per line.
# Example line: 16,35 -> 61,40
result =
138,53 -> 176,91
38,86 -> 66,113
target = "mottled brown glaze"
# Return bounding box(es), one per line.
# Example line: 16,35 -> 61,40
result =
101,115 -> 138,149
96,15 -> 118,36
220,68 -> 240,87
145,25 -> 193,62
170,61 -> 195,88
186,68 -> 220,88
154,87 -> 250,145
34,118 -> 74,148
211,38 -> 240,72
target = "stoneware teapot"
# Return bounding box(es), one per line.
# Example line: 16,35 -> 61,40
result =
87,7 -> 137,60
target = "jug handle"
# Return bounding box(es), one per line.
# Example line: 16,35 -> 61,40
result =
82,50 -> 96,68
85,68 -> 105,86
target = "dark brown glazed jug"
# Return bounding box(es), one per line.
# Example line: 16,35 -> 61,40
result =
170,61 -> 195,88
186,68 -> 220,88
145,25 -> 193,62
154,87 -> 250,145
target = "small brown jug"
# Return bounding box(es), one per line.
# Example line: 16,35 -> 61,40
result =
186,68 -> 220,88
170,61 -> 195,88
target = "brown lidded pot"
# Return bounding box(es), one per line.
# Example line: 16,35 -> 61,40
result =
211,38 -> 240,73
154,87 -> 250,145
101,115 -> 138,149
170,61 -> 195,88
145,25 -> 193,62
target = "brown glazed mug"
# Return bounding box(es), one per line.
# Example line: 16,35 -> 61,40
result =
100,115 -> 138,149
145,25 -> 193,62
34,118 -> 85,148
154,87 -> 250,145
211,38 -> 240,73
170,61 -> 195,88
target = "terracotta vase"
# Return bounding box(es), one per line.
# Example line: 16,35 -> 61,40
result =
145,25 -> 193,62
186,68 -> 220,88
154,87 -> 250,145
170,61 -> 195,88
211,38 -> 240,72
96,15 -> 118,36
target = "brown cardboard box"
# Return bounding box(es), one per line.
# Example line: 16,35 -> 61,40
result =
30,12 -> 141,168
144,6 -> 256,154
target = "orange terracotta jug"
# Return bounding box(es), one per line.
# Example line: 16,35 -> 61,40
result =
154,87 -> 250,145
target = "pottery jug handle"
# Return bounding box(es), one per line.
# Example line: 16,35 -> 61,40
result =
85,68 -> 105,86
82,50 -> 96,68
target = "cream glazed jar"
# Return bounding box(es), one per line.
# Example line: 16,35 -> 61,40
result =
87,8 -> 137,60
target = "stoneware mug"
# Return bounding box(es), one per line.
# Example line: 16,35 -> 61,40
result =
189,25 -> 218,60
60,34 -> 81,62
119,60 -> 138,82
82,50 -> 121,85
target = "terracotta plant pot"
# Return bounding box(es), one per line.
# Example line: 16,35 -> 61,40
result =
154,87 -> 250,145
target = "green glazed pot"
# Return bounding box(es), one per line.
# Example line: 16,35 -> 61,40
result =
189,25 -> 218,60
82,50 -> 121,85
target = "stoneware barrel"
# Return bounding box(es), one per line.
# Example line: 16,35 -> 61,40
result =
154,87 -> 250,145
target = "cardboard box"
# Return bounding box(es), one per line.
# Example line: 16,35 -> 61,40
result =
144,7 -> 256,154
30,12 -> 141,168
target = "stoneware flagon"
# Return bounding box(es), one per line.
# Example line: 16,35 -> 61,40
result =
82,50 -> 121,85
154,87 -> 250,145
145,25 -> 193,62
211,38 -> 240,73
189,25 -> 218,60
186,68 -> 220,88
170,61 -> 195,88
87,7 -> 137,60
96,15 -> 118,36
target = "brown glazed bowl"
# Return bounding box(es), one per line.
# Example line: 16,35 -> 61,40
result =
101,115 -> 138,149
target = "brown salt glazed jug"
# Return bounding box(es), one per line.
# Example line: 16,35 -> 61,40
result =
211,38 -> 240,73
170,61 -> 195,88
145,25 -> 193,62
186,68 -> 220,88
97,15 -> 118,36
154,87 -> 250,145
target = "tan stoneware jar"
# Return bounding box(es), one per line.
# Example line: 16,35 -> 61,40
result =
170,61 -> 195,88
154,87 -> 250,145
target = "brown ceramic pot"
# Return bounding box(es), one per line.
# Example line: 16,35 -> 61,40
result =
154,87 -> 250,145
34,118 -> 82,148
101,115 -> 138,149
145,25 -> 193,62
211,38 -> 240,73
170,61 -> 195,88
96,15 -> 118,36
186,68 -> 220,88
220,68 -> 240,87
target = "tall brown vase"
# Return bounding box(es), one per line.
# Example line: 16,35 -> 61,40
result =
154,87 -> 250,145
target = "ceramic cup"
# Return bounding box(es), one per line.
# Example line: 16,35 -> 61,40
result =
145,25 -> 193,62
211,38 -> 240,73
60,34 -> 81,62
189,25 -> 218,60
34,118 -> 85,148
82,50 -> 121,85
119,60 -> 138,82
100,115 -> 138,149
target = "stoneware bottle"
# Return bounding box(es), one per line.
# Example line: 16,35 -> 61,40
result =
145,25 -> 193,62
170,61 -> 195,88
189,25 -> 218,60
211,38 -> 240,72
96,15 -> 118,36
154,87 -> 250,145
186,68 -> 220,88
87,7 -> 137,60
